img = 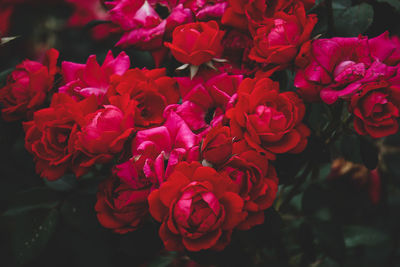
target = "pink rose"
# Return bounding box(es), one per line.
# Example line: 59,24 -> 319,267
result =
166,71 -> 242,136
106,0 -> 193,49
59,50 -> 130,104
71,94 -> 136,176
294,32 -> 400,103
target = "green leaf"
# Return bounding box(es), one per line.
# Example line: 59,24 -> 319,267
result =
148,252 -> 178,267
302,184 -> 332,221
376,0 -> 400,11
334,3 -> 374,36
0,68 -> 13,87
313,222 -> 345,263
344,225 -> 390,247
4,208 -> 59,265
44,174 -> 77,192
3,187 -> 60,216
332,0 -> 351,10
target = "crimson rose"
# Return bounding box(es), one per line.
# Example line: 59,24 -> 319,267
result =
0,49 -> 59,121
164,20 -> 225,66
23,93 -> 98,180
148,162 -> 246,251
226,76 -> 310,159
95,174 -> 150,234
107,68 -> 179,129
248,4 -> 317,68
350,79 -> 400,138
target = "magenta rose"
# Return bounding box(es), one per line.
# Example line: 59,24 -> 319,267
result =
59,50 -> 130,104
106,0 -> 193,49
166,71 -> 242,136
294,32 -> 400,103
71,94 -> 136,176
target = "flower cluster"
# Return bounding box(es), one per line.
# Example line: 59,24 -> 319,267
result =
1,44 -> 300,250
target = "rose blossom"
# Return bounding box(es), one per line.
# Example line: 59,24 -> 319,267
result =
183,0 -> 228,21
0,48 -> 59,121
164,20 -> 225,66
201,126 -> 233,165
220,146 -> 279,230
107,67 -> 179,129
121,109 -> 200,188
106,0 -> 193,49
148,162 -> 247,251
71,94 -> 136,177
248,3 -> 317,68
201,127 -> 280,230
294,32 -> 400,103
166,71 -> 242,136
221,0 -> 315,32
59,50 -> 130,104
23,93 -> 98,180
349,76 -> 400,138
226,76 -> 310,159
95,174 -> 150,234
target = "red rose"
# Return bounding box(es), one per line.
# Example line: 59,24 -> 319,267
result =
0,48 -> 59,121
148,162 -> 247,251
222,0 -> 315,32
248,4 -> 317,68
226,77 -> 310,159
23,93 -> 98,180
95,174 -> 150,234
201,126 -> 233,166
107,68 -> 179,128
219,147 -> 279,230
71,94 -> 136,176
350,80 -> 400,138
164,21 -> 225,66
